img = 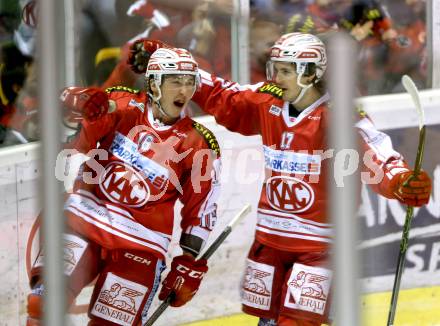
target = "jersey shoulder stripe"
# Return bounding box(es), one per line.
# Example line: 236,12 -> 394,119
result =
105,86 -> 140,94
258,83 -> 283,99
192,121 -> 221,155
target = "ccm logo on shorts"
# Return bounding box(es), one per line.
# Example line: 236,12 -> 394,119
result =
241,260 -> 274,310
284,263 -> 332,315
91,273 -> 147,326
124,252 -> 151,266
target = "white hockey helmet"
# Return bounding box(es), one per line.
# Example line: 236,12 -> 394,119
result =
146,47 -> 201,90
267,33 -> 327,83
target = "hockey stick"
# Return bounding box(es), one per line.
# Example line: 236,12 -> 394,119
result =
386,75 -> 426,326
143,203 -> 252,326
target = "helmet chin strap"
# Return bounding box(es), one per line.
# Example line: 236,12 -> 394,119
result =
291,72 -> 313,105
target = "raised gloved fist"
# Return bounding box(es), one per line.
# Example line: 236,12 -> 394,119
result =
60,87 -> 109,123
127,39 -> 170,74
391,170 -> 432,207
158,254 -> 208,307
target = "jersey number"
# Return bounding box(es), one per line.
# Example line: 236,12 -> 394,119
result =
280,132 -> 294,149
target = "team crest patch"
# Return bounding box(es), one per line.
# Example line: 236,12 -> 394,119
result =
105,86 -> 140,94
258,83 -> 283,99
284,263 -> 332,315
241,260 -> 274,310
91,272 -> 147,326
192,122 -> 221,155
269,105 -> 282,116
128,98 -> 145,112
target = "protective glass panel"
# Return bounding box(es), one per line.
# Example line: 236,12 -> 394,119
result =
1,1 -> 439,326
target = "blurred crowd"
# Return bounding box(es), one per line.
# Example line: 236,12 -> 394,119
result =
0,0 -> 429,147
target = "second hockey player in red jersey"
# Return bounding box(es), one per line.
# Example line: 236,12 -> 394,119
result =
189,33 -> 431,325
26,47 -> 221,325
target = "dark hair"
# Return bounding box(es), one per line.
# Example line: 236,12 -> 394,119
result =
0,42 -> 33,103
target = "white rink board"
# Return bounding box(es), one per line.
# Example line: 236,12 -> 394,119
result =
0,143 -> 40,326
1,90 -> 440,325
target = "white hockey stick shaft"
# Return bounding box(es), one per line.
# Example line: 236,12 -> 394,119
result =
387,75 -> 426,326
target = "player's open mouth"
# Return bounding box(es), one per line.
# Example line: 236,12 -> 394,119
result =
173,100 -> 185,108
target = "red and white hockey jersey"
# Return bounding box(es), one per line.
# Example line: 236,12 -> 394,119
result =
65,88 -> 221,259
192,71 -> 408,252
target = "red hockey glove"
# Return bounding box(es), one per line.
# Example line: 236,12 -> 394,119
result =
390,170 -> 432,207
158,254 -> 208,307
127,39 -> 171,74
60,87 -> 109,122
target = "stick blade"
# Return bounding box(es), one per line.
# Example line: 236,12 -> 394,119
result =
401,75 -> 424,129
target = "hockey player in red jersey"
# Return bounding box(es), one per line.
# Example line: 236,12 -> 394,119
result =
26,47 -> 221,326
124,33 -> 432,325
190,32 -> 432,325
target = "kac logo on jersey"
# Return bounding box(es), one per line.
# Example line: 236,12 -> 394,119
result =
99,162 -> 150,207
266,176 -> 314,213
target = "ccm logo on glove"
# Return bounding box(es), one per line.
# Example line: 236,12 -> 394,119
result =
158,254 -> 208,307
176,264 -> 205,278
